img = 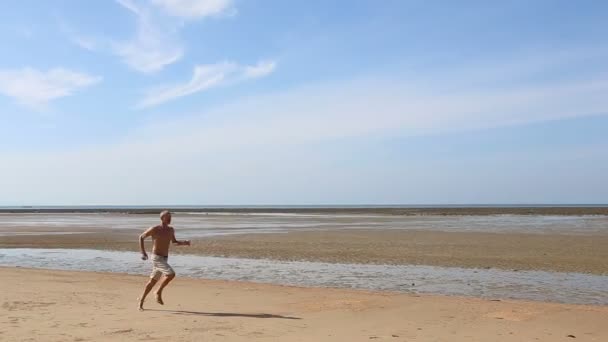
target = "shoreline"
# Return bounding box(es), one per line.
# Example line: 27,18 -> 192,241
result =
1,265 -> 605,307
2,206 -> 608,215
2,266 -> 607,341
3,250 -> 607,306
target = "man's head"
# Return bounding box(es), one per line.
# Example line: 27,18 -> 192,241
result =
160,210 -> 172,225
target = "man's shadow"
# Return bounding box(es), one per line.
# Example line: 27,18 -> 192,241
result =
147,309 -> 301,320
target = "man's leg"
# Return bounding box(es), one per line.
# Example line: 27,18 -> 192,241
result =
138,278 -> 158,311
154,274 -> 175,305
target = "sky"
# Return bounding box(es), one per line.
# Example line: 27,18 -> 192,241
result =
1,0 -> 607,205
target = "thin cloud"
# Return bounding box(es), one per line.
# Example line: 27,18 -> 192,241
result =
4,77 -> 607,204
3,55 -> 608,203
59,21 -> 98,51
243,60 -> 277,79
137,60 -> 277,108
72,35 -> 98,51
116,0 -> 145,15
113,0 -> 184,73
0,67 -> 101,109
132,76 -> 608,150
127,53 -> 608,151
151,0 -> 234,19
64,1 -> 238,73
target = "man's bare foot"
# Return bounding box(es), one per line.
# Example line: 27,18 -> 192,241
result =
155,292 -> 164,305
138,298 -> 145,311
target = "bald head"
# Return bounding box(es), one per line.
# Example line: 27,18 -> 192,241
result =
160,210 -> 172,224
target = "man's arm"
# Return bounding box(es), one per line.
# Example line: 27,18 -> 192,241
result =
171,228 -> 191,246
139,226 -> 156,259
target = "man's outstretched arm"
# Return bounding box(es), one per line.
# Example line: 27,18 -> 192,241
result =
171,229 -> 191,246
139,226 -> 155,259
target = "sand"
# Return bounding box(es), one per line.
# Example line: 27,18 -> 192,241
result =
192,230 -> 608,274
1,267 -> 606,342
2,229 -> 608,274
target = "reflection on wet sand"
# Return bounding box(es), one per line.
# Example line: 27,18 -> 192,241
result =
1,248 -> 607,305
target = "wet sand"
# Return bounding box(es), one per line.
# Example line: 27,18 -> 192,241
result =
191,230 -> 608,274
4,248 -> 607,305
1,267 -> 606,342
2,229 -> 607,275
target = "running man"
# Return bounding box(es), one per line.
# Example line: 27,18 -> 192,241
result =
138,210 -> 190,311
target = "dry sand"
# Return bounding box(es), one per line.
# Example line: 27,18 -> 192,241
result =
1,267 -> 606,342
2,229 -> 608,274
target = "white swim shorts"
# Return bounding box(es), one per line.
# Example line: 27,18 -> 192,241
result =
150,254 -> 175,280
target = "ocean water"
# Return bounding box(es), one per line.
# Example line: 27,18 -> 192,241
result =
1,248 -> 606,305
2,204 -> 607,210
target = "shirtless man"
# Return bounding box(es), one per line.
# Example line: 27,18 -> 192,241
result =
138,210 -> 190,311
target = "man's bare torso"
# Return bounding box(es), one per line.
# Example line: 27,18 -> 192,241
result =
150,225 -> 174,257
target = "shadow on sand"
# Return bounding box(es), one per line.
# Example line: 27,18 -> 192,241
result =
147,309 -> 301,320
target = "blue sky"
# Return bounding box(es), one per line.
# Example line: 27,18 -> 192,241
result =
1,0 -> 607,205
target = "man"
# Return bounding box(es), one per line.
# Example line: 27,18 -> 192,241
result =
138,210 -> 190,311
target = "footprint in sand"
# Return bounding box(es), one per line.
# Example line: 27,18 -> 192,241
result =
107,328 -> 134,335
485,309 -> 537,321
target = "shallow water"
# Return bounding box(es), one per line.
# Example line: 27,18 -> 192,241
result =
1,212 -> 607,237
1,248 -> 606,305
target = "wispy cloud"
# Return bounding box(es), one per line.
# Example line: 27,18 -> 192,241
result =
0,68 -> 101,109
137,60 -> 276,108
63,1 -> 239,73
124,53 -> 608,157
59,21 -> 98,51
150,0 -> 234,19
243,60 -> 277,79
116,0 -> 145,15
5,76 -> 607,204
131,75 -> 608,150
3,54 -> 608,204
72,35 -> 98,51
113,0 -> 184,73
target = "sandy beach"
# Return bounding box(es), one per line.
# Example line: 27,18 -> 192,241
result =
2,211 -> 608,340
2,267 -> 607,342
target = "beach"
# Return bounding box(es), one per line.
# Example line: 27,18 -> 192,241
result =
1,210 -> 608,340
2,267 -> 607,342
